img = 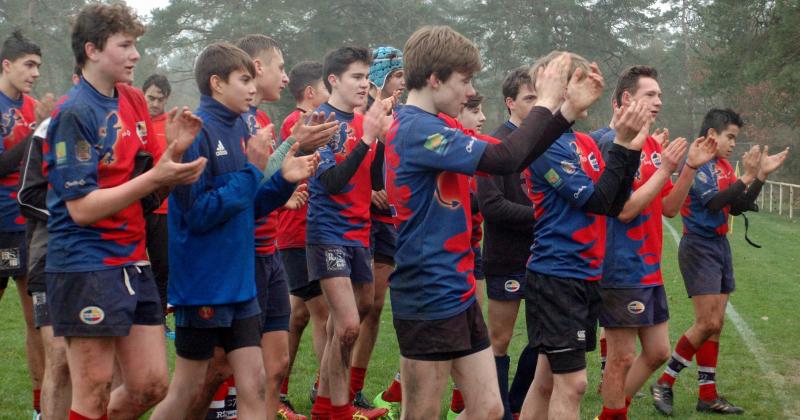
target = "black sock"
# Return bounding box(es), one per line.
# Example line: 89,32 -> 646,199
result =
495,354 -> 512,420
509,345 -> 538,413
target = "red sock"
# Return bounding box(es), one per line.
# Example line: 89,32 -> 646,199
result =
696,340 -> 720,402
280,376 -> 289,395
658,334 -> 698,387
383,372 -> 402,402
598,406 -> 627,420
312,395 -> 332,416
450,388 -> 464,413
350,366 -> 367,399
330,404 -> 353,420
69,411 -> 108,420
33,389 -> 41,412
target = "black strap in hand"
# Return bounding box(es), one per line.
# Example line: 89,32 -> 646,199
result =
741,213 -> 762,248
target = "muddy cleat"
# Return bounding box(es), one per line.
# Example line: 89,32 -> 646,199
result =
696,397 -> 744,415
372,392 -> 400,420
351,406 -> 389,420
278,396 -> 307,420
353,391 -> 376,409
651,383 -> 674,416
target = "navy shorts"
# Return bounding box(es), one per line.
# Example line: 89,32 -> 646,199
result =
394,301 -> 490,361
255,253 -> 291,332
32,291 -> 51,328
370,220 -> 397,265
472,246 -> 485,280
0,230 -> 28,286
486,273 -> 525,301
599,285 -> 669,328
281,248 -> 322,301
306,244 -> 372,283
678,233 -> 735,297
46,265 -> 163,337
174,298 -> 263,360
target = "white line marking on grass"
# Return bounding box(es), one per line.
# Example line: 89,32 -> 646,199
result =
663,217 -> 793,418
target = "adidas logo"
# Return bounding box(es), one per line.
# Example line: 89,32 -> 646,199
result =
215,141 -> 228,156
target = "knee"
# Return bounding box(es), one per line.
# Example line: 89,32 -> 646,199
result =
489,329 -> 512,355
369,297 -> 385,318
534,381 -> 553,399
357,302 -> 372,321
644,347 -> 671,369
130,375 -> 169,408
337,323 -> 360,348
291,307 -> 311,328
698,318 -> 724,336
608,350 -> 636,370
265,353 -> 290,381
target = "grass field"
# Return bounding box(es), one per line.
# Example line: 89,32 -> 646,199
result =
1,211 -> 798,419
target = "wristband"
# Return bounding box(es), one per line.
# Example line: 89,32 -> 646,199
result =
685,162 -> 699,170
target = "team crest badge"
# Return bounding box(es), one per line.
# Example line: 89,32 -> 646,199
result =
560,160 -> 577,175
504,279 -> 521,293
627,301 -> 646,314
136,121 -> 148,143
79,306 -> 105,325
198,306 -> 215,320
75,139 -> 91,162
588,152 -> 600,171
651,152 -> 662,167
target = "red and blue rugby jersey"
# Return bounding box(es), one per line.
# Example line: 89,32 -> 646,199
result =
45,79 -> 162,272
150,112 -> 169,215
526,131 -> 607,281
0,91 -> 36,232
385,105 -> 490,321
681,157 -> 735,237
276,108 -> 307,250
306,102 -> 373,247
244,106 -> 280,255
602,134 -> 673,288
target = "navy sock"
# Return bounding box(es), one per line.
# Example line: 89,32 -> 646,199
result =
495,354 -> 512,420
509,345 -> 538,413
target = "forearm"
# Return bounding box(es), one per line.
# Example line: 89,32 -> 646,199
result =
477,108 -> 571,174
581,144 -> 640,216
476,176 -> 535,225
730,179 -> 764,215
254,171 -> 294,218
264,138 -> 296,179
318,141 -> 369,194
66,169 -> 160,226
662,166 -> 696,217
0,135 -> 31,177
181,165 -> 264,232
705,180 -> 747,212
617,168 -> 671,222
371,142 -> 385,191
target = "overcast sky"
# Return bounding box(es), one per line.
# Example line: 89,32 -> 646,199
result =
129,0 -> 170,18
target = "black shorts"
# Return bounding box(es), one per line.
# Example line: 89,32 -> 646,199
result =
32,291 -> 51,328
306,244 -> 372,283
525,271 -> 600,372
281,248 -> 322,301
175,315 -> 263,360
26,219 -> 48,295
0,230 -> 28,285
46,265 -> 163,337
486,273 -> 525,301
255,253 -> 291,332
679,233 -> 735,297
370,221 -> 397,265
394,301 -> 490,361
173,298 -> 262,360
472,246 -> 485,280
599,285 -> 669,328
145,212 -> 169,310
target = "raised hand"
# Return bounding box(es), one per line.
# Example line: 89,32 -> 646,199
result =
660,137 -> 688,173
758,145 -> 790,179
292,111 -> 338,153
371,189 -> 389,210
150,141 -> 207,186
284,183 -> 309,210
281,142 -> 320,183
362,91 -> 391,145
612,100 -> 651,150
742,145 -> 761,178
165,106 -> 203,160
686,136 -> 717,169
246,125 -> 273,170
652,128 -> 669,147
561,62 -> 605,121
533,53 -> 571,112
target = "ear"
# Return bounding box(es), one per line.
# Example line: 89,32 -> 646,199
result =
304,85 -> 314,100
210,74 -> 224,94
253,58 -> 263,75
505,96 -> 515,112
620,90 -> 633,107
84,42 -> 99,63
706,128 -> 718,140
428,73 -> 440,89
327,74 -> 337,90
1,59 -> 10,73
